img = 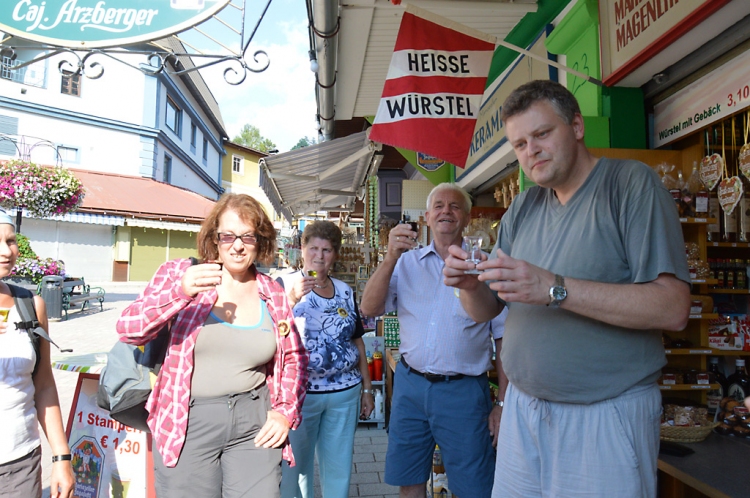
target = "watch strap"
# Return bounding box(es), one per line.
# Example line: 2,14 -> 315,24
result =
52,454 -> 72,463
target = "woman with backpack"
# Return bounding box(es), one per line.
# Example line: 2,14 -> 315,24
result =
116,194 -> 308,497
0,209 -> 75,498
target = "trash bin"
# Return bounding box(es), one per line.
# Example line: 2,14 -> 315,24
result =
40,275 -> 64,320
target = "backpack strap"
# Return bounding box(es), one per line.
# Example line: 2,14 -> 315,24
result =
8,284 -> 72,375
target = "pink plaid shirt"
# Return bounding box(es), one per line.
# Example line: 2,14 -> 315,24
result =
116,259 -> 308,467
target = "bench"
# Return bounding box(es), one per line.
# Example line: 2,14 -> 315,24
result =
61,278 -> 105,320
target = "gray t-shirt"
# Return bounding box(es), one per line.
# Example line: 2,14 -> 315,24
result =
493,157 -> 690,404
190,300 -> 276,398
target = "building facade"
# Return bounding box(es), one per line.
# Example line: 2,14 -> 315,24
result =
0,41 -> 226,281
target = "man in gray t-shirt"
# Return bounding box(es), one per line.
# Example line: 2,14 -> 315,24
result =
444,80 -> 690,498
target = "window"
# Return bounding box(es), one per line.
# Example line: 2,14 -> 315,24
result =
0,114 -> 19,156
165,97 -> 181,135
190,122 -> 197,151
202,138 -> 208,163
232,155 -> 243,174
163,154 -> 172,183
57,145 -> 78,163
60,70 -> 80,96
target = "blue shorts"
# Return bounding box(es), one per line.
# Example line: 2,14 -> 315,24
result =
385,362 -> 495,497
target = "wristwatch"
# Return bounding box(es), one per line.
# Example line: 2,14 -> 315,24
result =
548,274 -> 567,308
494,400 -> 504,408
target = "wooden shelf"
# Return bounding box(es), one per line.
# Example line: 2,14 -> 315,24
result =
700,349 -> 750,356
680,217 -> 716,224
688,313 -> 718,320
664,348 -> 714,355
691,279 -> 718,285
708,242 -> 750,248
659,384 -> 718,391
710,289 -> 750,294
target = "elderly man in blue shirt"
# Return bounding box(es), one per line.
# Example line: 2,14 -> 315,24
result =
361,182 -> 506,498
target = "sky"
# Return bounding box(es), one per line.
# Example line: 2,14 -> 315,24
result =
195,0 -> 318,152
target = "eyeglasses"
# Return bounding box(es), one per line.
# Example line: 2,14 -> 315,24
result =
217,232 -> 258,245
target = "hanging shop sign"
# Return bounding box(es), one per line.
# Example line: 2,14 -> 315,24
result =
653,48 -> 750,148
415,152 -> 445,172
369,4 -> 495,168
598,0 -> 729,85
0,0 -> 230,48
462,30 -> 551,173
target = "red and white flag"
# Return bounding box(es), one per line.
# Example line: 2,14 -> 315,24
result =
369,5 -> 496,168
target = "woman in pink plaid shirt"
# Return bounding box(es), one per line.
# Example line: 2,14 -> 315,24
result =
117,194 -> 308,498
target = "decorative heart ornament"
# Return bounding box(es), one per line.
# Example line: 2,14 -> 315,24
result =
718,176 -> 743,215
739,144 -> 750,180
700,154 -> 723,191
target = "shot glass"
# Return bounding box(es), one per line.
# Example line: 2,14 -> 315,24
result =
462,236 -> 483,274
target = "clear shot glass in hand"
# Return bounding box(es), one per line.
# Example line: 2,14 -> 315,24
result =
462,236 -> 483,274
408,221 -> 419,249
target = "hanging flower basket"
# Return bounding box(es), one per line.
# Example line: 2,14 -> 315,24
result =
0,159 -> 85,218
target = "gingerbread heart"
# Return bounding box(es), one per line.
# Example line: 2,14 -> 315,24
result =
700,154 -> 723,191
718,176 -> 743,216
739,144 -> 750,180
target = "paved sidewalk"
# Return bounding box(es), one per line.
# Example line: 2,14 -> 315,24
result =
40,282 -> 398,497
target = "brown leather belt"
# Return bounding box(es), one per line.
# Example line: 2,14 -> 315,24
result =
401,357 -> 464,383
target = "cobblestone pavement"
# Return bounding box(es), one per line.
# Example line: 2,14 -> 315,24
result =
39,282 -> 398,498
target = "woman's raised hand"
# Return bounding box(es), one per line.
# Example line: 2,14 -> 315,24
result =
289,273 -> 316,305
181,262 -> 223,297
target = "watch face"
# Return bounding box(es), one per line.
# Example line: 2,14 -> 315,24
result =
551,286 -> 566,301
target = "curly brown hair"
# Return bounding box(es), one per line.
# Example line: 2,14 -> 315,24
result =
301,221 -> 341,255
197,194 -> 277,265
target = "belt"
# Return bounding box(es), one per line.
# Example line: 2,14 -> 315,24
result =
401,357 -> 464,383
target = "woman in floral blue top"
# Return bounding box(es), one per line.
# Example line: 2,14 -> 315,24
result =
278,221 -> 373,498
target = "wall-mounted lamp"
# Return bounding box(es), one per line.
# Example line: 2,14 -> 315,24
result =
652,72 -> 668,85
308,50 -> 319,73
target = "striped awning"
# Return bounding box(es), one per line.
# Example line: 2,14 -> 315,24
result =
10,208 -> 125,226
259,131 -> 378,223
125,218 -> 201,233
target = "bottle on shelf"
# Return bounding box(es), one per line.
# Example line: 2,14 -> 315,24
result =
668,172 -> 683,216
433,445 -> 444,474
716,259 -> 726,289
727,359 -> 750,402
707,357 -> 728,415
739,175 -> 750,241
373,389 -> 385,421
692,162 -> 710,218
736,259 -> 746,290
726,259 -> 736,289
723,206 -> 738,242
707,188 -> 721,242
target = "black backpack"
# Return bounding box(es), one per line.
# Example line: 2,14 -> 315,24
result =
8,284 -> 72,375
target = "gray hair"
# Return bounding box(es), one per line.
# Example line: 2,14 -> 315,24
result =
426,183 -> 472,213
500,79 -> 581,125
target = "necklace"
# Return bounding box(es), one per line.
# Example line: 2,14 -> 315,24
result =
314,276 -> 330,289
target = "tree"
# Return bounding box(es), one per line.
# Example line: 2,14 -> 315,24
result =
291,136 -> 318,150
232,124 -> 276,152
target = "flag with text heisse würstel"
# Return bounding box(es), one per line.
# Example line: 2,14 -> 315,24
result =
369,6 -> 496,168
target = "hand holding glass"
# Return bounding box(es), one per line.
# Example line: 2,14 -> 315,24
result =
462,236 -> 483,274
